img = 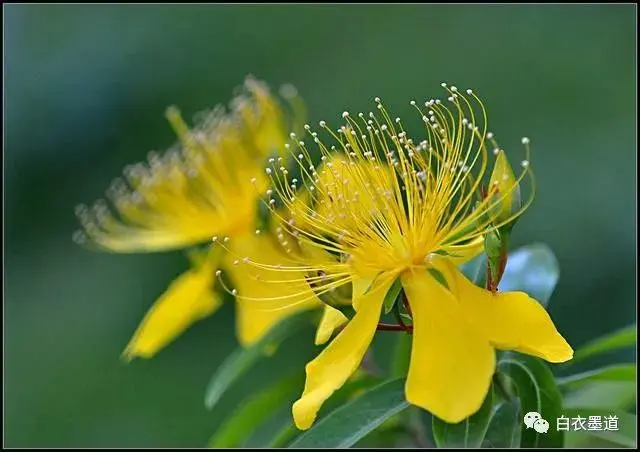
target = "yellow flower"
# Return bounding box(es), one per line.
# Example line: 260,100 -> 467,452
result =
232,84 -> 573,428
74,76 -> 330,359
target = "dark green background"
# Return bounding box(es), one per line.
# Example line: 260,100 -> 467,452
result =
5,4 -> 636,447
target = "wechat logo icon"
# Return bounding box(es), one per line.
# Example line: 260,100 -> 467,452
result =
524,411 -> 549,434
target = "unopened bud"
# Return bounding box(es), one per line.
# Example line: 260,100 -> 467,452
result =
488,150 -> 522,225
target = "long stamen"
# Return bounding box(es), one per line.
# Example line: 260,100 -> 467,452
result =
240,84 -> 535,308
74,76 -> 298,254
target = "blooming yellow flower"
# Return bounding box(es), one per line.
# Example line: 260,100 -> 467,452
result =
74,77 -> 337,359
230,84 -> 573,428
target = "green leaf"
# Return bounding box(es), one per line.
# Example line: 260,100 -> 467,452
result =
443,220 -> 480,245
563,381 -> 636,410
557,364 -> 636,390
459,253 -> 486,285
268,423 -> 300,449
572,324 -> 636,363
497,353 -> 565,448
390,333 -> 412,378
427,267 -> 449,290
207,371 -> 304,447
498,243 -> 559,306
268,373 -> 383,447
288,378 -> 409,448
492,370 -> 517,402
383,277 -> 402,314
562,408 -> 636,448
204,310 -> 315,410
482,400 -> 522,448
432,385 -> 495,448
433,249 -> 462,258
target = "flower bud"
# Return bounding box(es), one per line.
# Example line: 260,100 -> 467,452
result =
488,150 -> 522,226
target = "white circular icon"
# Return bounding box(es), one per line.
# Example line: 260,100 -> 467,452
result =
524,411 -> 542,428
523,411 -> 549,434
533,418 -> 549,433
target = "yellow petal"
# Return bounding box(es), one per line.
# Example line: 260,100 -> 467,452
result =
314,305 -> 348,345
292,276 -> 394,430
447,236 -> 485,266
445,263 -> 573,363
350,270 -> 384,311
225,233 -> 321,347
77,79 -> 286,255
122,262 -> 221,360
401,269 -> 495,423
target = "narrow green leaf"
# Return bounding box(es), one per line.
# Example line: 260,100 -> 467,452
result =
572,324 -> 636,363
383,277 -> 402,314
288,378 -> 409,448
433,249 -> 462,258
563,380 -> 636,410
562,408 -> 636,448
204,310 -> 315,410
498,354 -> 565,448
427,267 -> 449,289
482,400 -> 522,448
207,372 -> 304,447
498,243 -> 559,306
557,364 -> 636,390
443,220 -> 479,245
432,386 -> 495,448
268,423 -> 300,449
268,373 -> 383,447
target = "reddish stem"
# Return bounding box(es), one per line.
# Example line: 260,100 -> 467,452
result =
486,263 -> 495,292
377,322 -> 414,332
498,250 -> 507,283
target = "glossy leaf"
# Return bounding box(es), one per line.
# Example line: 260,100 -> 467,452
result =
432,386 -> 495,448
572,324 -> 636,363
288,378 -> 409,448
268,372 -> 383,447
562,408 -> 636,448
427,267 -> 449,289
498,243 -> 560,306
383,277 -> 403,314
204,310 -> 315,410
497,353 -> 564,448
482,400 -> 522,448
563,380 -> 636,410
557,363 -> 636,390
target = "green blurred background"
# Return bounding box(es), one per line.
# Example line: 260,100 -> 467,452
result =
4,4 -> 636,447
